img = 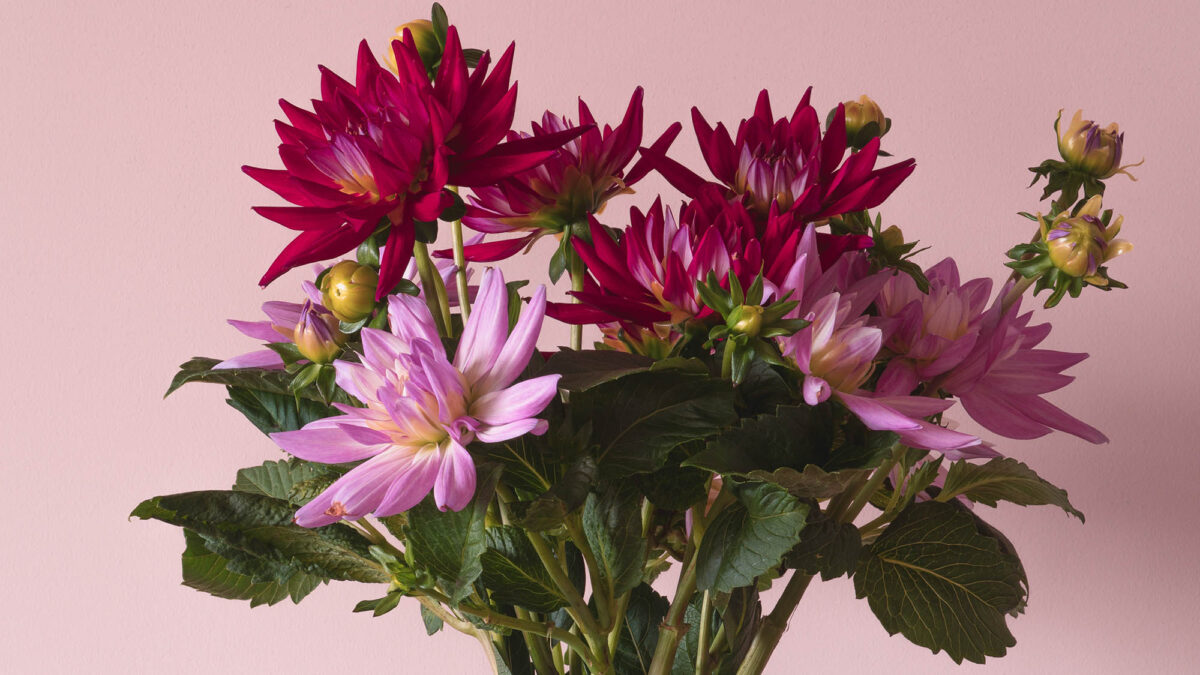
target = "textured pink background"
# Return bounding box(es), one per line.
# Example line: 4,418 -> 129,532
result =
4,0 -> 1198,672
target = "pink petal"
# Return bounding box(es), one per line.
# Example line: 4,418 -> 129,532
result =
374,450 -> 442,516
474,418 -> 542,444
433,439 -> 476,511
477,285 -> 548,393
213,350 -> 285,370
270,425 -> 387,463
454,268 -> 507,383
228,319 -> 286,342
470,375 -> 561,425
836,392 -> 920,432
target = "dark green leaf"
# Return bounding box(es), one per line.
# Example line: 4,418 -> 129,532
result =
131,491 -> 387,584
936,458 -> 1083,521
167,356 -> 350,404
572,371 -> 737,478
180,529 -> 323,607
480,526 -> 568,613
614,584 -> 670,674
404,467 -> 498,604
224,386 -> 339,435
785,512 -> 861,581
510,455 -> 597,532
695,483 -> 808,593
420,604 -> 445,635
353,590 -> 404,617
233,459 -> 341,506
634,443 -> 710,511
748,465 -> 872,501
583,485 -> 648,597
686,405 -> 834,475
854,501 -> 1027,664
718,586 -> 762,667
543,350 -> 653,392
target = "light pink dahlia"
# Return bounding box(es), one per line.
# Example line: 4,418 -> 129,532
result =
272,268 -> 561,525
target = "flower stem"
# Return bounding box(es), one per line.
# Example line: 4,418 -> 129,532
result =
1001,275 -> 1036,313
566,516 -> 613,630
569,248 -> 585,351
647,552 -> 699,675
695,590 -> 713,675
736,445 -> 904,675
450,218 -> 472,321
413,240 -> 453,337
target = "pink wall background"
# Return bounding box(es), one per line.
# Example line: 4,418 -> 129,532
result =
3,0 -> 1198,672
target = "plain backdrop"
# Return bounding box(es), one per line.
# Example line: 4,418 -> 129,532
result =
3,0 -> 1198,672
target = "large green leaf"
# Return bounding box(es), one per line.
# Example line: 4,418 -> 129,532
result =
936,458 -> 1084,521
614,584 -> 670,674
748,465 -> 871,501
582,485 -> 647,597
633,442 -> 710,511
695,483 -> 809,593
854,501 -> 1027,664
543,350 -> 653,391
404,468 -> 498,604
180,529 -> 324,606
785,512 -> 861,581
571,371 -> 737,478
132,490 -> 387,584
233,459 -> 341,505
225,386 -> 339,436
480,526 -> 568,613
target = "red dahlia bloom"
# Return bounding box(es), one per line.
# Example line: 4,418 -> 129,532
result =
244,27 -> 585,298
642,89 -> 916,223
450,88 -> 682,262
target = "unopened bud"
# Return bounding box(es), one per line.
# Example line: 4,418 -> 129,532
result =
729,305 -> 765,337
843,95 -> 887,141
879,225 -> 905,250
293,302 -> 345,364
1042,195 -> 1132,281
384,19 -> 440,73
320,261 -> 379,323
1056,109 -> 1135,179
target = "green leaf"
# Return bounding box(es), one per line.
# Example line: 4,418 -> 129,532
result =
480,526 -> 568,613
784,512 -> 861,581
131,491 -> 387,584
633,443 -> 710,511
936,458 -> 1084,521
167,357 -> 349,404
180,529 -> 323,607
854,501 -> 1027,664
510,455 -> 597,532
614,584 -> 670,674
224,386 -> 339,435
404,467 -> 498,604
748,465 -> 872,501
353,589 -> 404,617
583,485 -> 648,597
420,604 -> 445,635
233,459 -> 341,506
717,586 -> 762,667
543,349 -> 653,392
695,483 -> 809,593
572,371 -> 737,478
686,405 -> 834,475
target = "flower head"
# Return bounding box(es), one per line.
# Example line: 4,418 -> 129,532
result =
320,260 -> 380,323
641,89 -> 915,222
1040,195 -> 1131,284
214,277 -> 328,370
1056,109 -> 1140,179
292,300 -> 346,363
273,269 -> 561,525
244,26 -> 585,299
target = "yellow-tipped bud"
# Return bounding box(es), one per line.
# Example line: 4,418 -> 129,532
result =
843,95 -> 887,139
384,19 -> 440,73
293,304 -> 346,364
1041,195 -> 1132,282
730,305 -> 765,337
1056,109 -> 1140,179
320,261 -> 379,323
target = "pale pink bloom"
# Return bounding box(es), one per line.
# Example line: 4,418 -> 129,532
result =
273,269 -> 561,525
779,292 -> 988,459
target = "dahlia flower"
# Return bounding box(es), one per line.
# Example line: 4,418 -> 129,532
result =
641,89 -> 915,222
244,26 -> 585,298
454,88 -> 682,261
779,292 -> 985,457
1041,194 -> 1131,284
933,287 -> 1107,444
874,258 -> 992,395
273,268 -> 561,525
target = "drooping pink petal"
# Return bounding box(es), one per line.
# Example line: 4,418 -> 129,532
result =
836,392 -> 921,432
433,439 -> 476,511
474,418 -> 543,443
454,268 -> 508,383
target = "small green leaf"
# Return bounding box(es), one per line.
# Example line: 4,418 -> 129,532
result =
167,357 -> 348,404
420,604 -> 445,635
936,458 -> 1084,521
614,584 -> 670,674
854,501 -> 1027,664
695,483 -> 808,593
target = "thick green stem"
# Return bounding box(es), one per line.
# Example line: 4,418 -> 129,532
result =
1001,275 -> 1036,313
694,590 -> 713,675
569,249 -> 585,351
413,240 -> 453,337
647,554 -> 699,675
451,218 -> 472,321
720,340 -> 734,380
566,517 -> 613,631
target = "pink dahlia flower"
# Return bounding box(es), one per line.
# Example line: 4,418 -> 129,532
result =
933,286 -> 1107,444
874,258 -> 993,395
453,87 -> 682,262
244,26 -> 585,298
272,268 -> 561,525
641,89 -> 915,223
779,292 -> 986,458
214,278 -> 329,370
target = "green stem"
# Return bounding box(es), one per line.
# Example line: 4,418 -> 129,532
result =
606,591 -> 632,659
647,553 -> 699,675
451,218 -> 472,321
413,240 -> 453,337
566,517 -> 613,631
694,591 -> 713,675
569,248 -> 585,351
1001,275 -> 1036,313
720,340 -> 734,380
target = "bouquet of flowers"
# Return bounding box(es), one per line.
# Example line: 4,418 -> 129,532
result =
134,5 -> 1140,673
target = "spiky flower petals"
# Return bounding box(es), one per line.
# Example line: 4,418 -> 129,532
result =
272,269 -> 560,525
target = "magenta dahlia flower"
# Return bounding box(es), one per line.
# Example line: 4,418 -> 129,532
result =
642,89 -> 915,223
779,292 -> 986,457
873,258 -> 993,395
244,26 -> 585,298
453,88 -> 682,262
272,268 -> 561,525
932,286 -> 1107,444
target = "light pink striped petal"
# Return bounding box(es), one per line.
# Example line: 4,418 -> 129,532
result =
387,293 -> 441,347
802,374 -> 831,405
270,426 -> 387,463
454,268 -> 508,383
871,394 -> 955,418
836,392 -> 921,432
261,301 -> 304,330
474,418 -> 542,443
895,420 -> 983,455
477,285 -> 548,393
213,350 -> 285,370
433,439 -> 476,512
294,490 -> 340,527
334,360 -> 386,403
374,450 -> 441,516
471,375 -> 561,425
228,319 -> 286,342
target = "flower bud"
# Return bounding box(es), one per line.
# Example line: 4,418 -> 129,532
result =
1056,109 -> 1129,179
729,305 -> 765,337
384,19 -> 440,73
293,302 -> 345,364
320,261 -> 379,323
843,95 -> 887,140
878,225 -> 905,250
1041,195 -> 1132,282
